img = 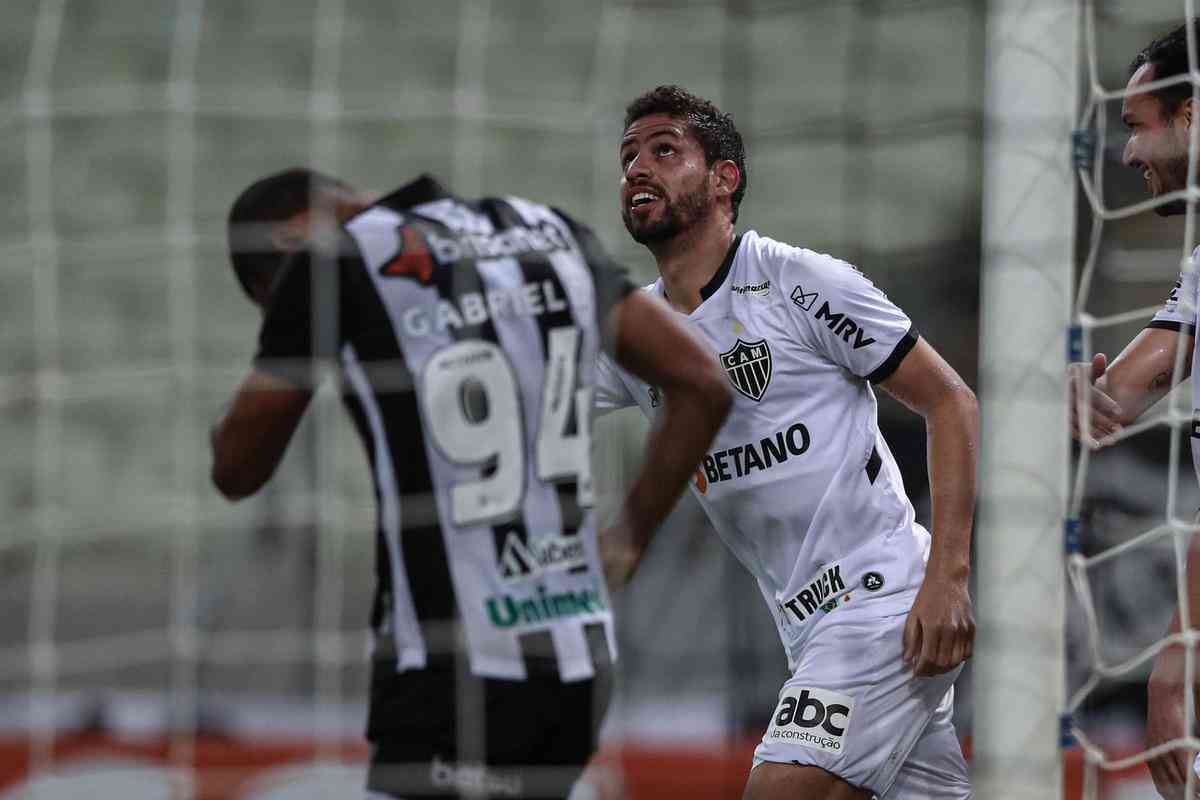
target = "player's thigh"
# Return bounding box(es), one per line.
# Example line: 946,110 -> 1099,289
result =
882,690 -> 970,799
754,604 -> 962,797
744,762 -> 873,800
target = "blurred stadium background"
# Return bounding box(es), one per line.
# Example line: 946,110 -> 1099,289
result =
1,0 -> 1198,797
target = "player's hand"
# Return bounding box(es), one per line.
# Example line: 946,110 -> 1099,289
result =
902,568 -> 975,677
1068,353 -> 1125,448
1146,648 -> 1199,800
598,521 -> 645,591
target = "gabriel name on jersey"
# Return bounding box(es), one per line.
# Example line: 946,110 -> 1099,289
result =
595,230 -> 932,668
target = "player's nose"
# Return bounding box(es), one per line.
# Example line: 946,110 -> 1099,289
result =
624,150 -> 650,180
1122,139 -> 1140,170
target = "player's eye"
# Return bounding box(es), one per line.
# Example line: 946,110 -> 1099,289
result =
656,143 -> 674,156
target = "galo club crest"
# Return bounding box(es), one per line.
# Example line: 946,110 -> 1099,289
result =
719,338 -> 773,402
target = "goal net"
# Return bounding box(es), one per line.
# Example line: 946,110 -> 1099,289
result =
1063,0 -> 1200,798
2,1 -> 986,798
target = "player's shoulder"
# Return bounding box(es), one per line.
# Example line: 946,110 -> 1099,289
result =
501,193 -> 559,221
741,231 -> 872,290
289,227 -> 368,268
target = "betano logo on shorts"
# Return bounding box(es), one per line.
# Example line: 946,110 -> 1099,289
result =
430,756 -> 522,797
485,584 -> 607,629
767,687 -> 856,755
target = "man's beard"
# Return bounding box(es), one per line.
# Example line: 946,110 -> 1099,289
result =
623,184 -> 714,244
1155,152 -> 1191,216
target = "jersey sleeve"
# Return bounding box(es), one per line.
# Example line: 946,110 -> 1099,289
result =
783,252 -> 917,382
254,232 -> 367,385
1148,268 -> 1199,335
552,207 -> 637,325
593,350 -> 637,415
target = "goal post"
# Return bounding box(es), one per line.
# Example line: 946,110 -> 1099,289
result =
974,1 -> 1079,798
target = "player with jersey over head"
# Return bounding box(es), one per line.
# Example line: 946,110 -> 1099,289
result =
1068,21 -> 1200,800
599,86 -> 979,799
209,168 -> 731,799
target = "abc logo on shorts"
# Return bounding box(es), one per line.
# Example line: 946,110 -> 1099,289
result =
774,688 -> 851,736
768,687 -> 856,754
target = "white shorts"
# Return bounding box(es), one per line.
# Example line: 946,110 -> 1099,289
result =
752,599 -> 970,798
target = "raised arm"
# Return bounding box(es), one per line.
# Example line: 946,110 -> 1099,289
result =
599,290 -> 732,585
210,370 -> 312,500
210,242 -> 350,501
878,336 -> 979,677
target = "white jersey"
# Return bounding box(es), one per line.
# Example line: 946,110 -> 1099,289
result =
596,230 -> 931,668
1149,248 -> 1200,484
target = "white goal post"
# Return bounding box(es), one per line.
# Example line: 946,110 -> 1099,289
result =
974,1 -> 1078,798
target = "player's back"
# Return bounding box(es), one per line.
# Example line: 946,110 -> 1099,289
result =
260,176 -> 622,713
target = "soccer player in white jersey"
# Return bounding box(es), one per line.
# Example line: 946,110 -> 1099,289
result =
600,86 -> 979,799
209,168 -> 732,799
1069,21 -> 1200,800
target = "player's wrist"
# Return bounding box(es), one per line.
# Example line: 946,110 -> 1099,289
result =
925,551 -> 970,583
1148,645 -> 1191,693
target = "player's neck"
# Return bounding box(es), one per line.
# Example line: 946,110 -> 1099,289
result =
651,219 -> 735,315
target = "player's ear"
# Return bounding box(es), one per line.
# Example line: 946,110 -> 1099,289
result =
1182,96 -> 1196,130
271,210 -> 312,252
712,160 -> 741,202
271,225 -> 305,252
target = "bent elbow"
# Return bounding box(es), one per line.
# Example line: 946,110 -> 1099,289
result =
958,382 -> 978,412
698,362 -> 734,420
211,463 -> 263,502
960,383 -> 980,421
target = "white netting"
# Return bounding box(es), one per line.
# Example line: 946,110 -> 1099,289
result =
1,1 -> 987,797
1070,1 -> 1200,797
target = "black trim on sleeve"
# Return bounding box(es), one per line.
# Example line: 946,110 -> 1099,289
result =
865,327 -> 919,383
1147,319 -> 1197,335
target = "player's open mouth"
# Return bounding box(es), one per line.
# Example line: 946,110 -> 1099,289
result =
630,191 -> 661,213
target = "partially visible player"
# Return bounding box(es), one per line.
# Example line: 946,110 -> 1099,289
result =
210,168 -> 732,799
599,86 -> 977,799
1068,20 -> 1200,800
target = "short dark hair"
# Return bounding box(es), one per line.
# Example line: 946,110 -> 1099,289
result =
623,85 -> 748,223
1130,20 -> 1200,115
226,167 -> 352,300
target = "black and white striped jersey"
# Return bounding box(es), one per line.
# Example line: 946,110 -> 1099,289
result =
254,176 -> 632,706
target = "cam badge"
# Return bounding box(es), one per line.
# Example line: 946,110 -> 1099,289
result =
719,338 -> 773,402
